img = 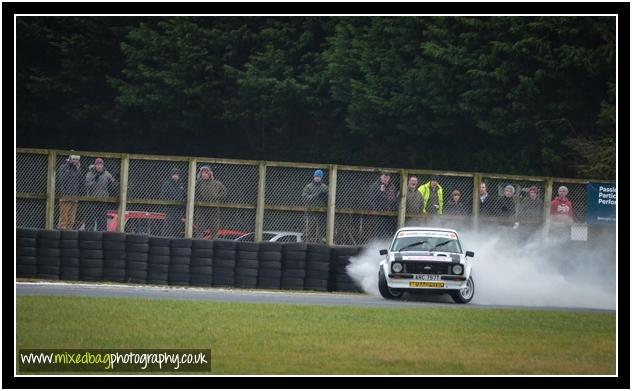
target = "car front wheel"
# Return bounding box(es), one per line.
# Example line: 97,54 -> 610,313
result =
378,269 -> 403,300
450,276 -> 475,304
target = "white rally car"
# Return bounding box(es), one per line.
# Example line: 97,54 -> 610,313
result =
378,227 -> 475,303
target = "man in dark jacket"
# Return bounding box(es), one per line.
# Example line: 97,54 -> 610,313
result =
160,167 -> 187,237
368,172 -> 398,211
85,158 -> 118,231
57,155 -> 83,230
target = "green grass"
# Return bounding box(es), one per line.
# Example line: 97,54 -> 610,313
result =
16,296 -> 615,375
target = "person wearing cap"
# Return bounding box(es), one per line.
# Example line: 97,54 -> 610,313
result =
160,167 -> 187,237
417,175 -> 444,216
85,158 -> 118,231
301,169 -> 328,242
551,185 -> 574,224
56,154 -> 83,230
195,166 -> 227,238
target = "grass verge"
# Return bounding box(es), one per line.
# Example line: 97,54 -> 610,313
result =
16,295 -> 615,375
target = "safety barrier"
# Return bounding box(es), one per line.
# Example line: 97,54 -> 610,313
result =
16,228 -> 363,293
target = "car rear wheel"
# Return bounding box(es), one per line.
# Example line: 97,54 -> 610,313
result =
450,276 -> 474,304
378,269 -> 403,300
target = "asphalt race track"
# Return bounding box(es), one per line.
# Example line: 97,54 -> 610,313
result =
15,281 -> 614,313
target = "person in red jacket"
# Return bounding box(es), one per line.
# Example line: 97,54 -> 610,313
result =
550,186 -> 574,223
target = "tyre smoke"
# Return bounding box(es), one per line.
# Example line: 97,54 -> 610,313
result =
346,227 -> 616,310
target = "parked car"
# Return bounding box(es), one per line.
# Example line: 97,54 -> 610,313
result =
234,231 -> 304,243
378,226 -> 475,303
106,210 -> 166,235
106,210 -> 247,239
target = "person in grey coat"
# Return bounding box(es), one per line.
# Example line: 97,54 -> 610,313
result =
85,158 -> 118,231
301,169 -> 328,243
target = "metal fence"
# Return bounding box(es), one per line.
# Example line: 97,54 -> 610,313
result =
15,148 -> 615,245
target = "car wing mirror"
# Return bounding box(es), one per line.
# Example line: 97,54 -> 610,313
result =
465,251 -> 475,258
379,249 -> 388,256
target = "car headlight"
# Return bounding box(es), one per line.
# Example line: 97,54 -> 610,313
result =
392,262 -> 403,273
452,264 -> 463,275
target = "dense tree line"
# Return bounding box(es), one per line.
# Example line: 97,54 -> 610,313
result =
17,16 -> 615,179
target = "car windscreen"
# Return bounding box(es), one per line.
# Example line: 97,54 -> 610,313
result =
392,236 -> 461,253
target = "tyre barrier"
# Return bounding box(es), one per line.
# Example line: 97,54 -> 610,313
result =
102,232 -> 126,283
147,236 -> 171,285
37,229 -> 61,280
79,231 -> 103,282
60,230 -> 80,281
281,243 -> 308,290
169,239 -> 191,286
212,240 -> 236,287
236,242 -> 259,289
329,245 -> 363,292
16,229 -> 367,294
305,244 -> 331,292
125,234 -> 149,284
257,242 -> 282,289
17,228 -> 39,278
189,238 -> 213,287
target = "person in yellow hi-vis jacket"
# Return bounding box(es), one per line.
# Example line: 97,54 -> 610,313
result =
418,176 -> 444,219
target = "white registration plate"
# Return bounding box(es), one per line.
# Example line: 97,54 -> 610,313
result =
413,274 -> 441,281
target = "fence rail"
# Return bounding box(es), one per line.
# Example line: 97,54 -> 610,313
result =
15,148 -> 614,245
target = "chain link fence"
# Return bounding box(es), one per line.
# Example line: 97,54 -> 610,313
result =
194,160 -> 258,240
16,149 -> 614,245
264,165 -> 328,243
16,152 -> 48,228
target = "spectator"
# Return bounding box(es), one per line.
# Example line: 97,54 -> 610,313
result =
551,186 -> 574,224
368,172 -> 397,211
195,166 -> 227,238
517,185 -> 543,242
497,184 -> 517,227
85,158 -> 118,231
405,176 -> 423,213
479,181 -> 493,216
301,169 -> 328,243
444,189 -> 467,215
56,155 -> 83,230
160,167 -> 187,237
418,176 -> 444,215
517,185 -> 543,223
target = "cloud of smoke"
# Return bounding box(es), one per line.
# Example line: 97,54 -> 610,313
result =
346,226 -> 616,310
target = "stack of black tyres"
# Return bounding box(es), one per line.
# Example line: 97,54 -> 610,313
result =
189,239 -> 213,286
147,236 -> 171,285
102,232 -> 127,282
257,242 -> 283,289
17,228 -> 38,278
281,243 -> 308,290
212,240 -> 237,287
329,245 -> 362,292
305,244 -> 331,291
169,239 -> 191,286
37,229 -> 61,280
126,234 -> 149,283
60,230 -> 80,281
79,231 -> 103,281
235,241 -> 259,289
